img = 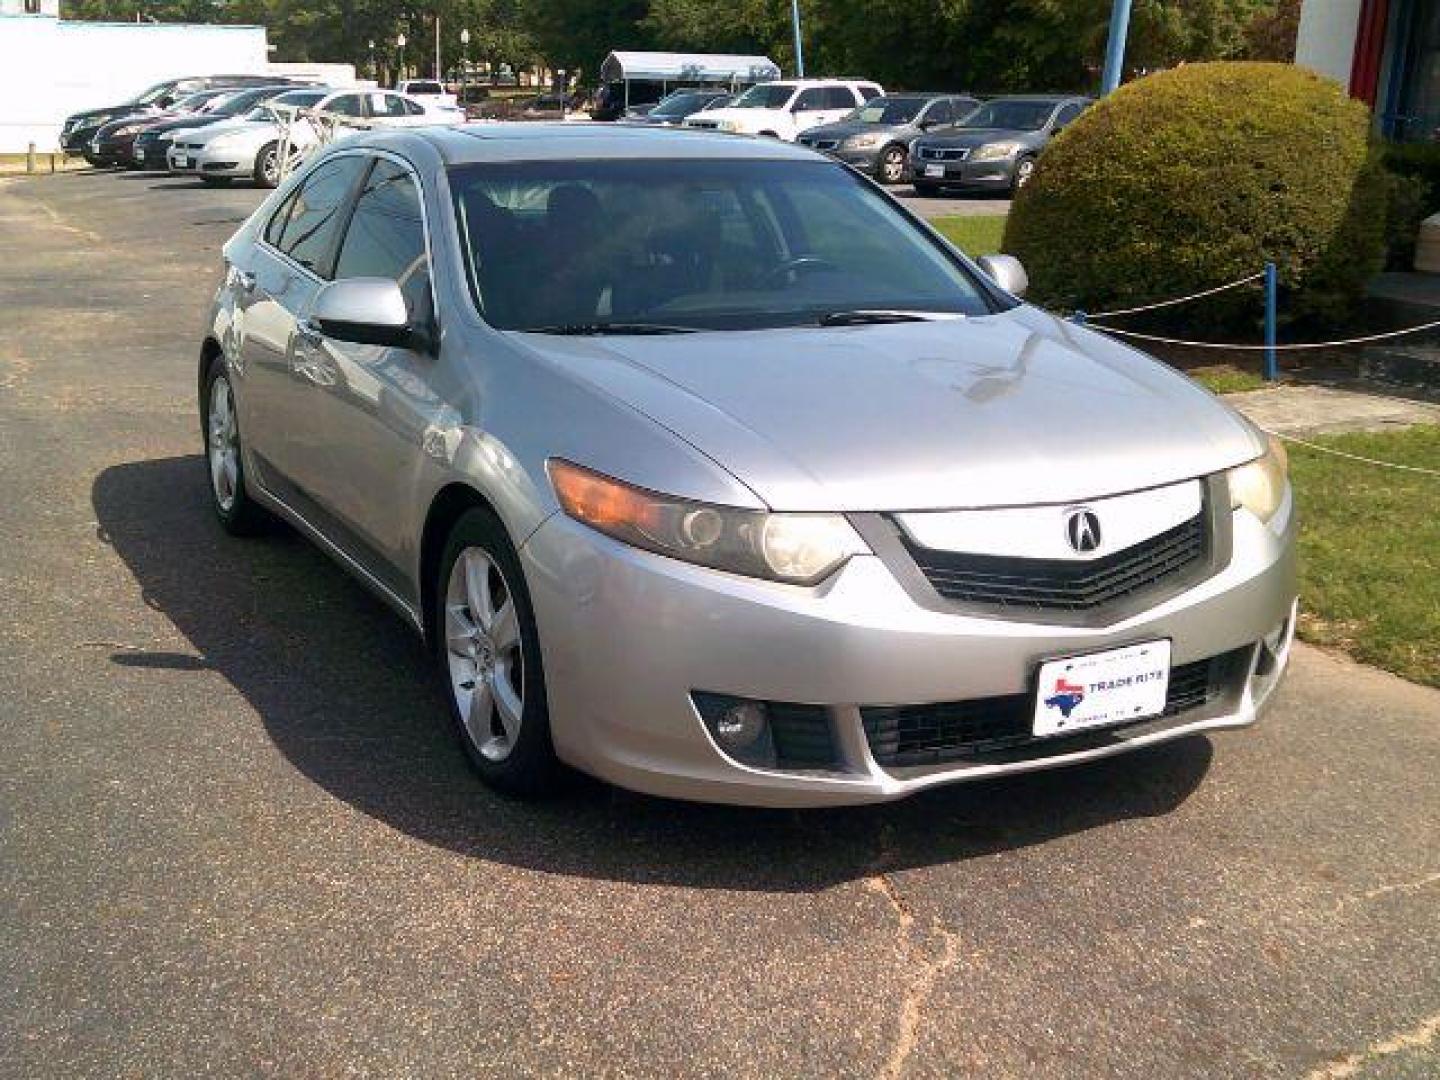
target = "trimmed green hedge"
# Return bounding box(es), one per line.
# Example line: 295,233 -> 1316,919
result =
1003,62 -> 1388,328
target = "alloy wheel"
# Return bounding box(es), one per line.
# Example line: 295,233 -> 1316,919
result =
207,374 -> 239,512
881,146 -> 906,184
445,547 -> 525,762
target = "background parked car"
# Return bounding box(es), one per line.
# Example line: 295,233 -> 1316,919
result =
795,93 -> 981,184
133,85 -> 300,171
60,74 -> 296,162
625,90 -> 734,126
396,78 -> 459,110
86,90 -> 234,168
169,89 -> 455,187
684,79 -> 883,141
909,94 -> 1091,195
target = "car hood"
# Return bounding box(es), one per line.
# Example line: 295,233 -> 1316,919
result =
189,119 -> 272,144
513,306 -> 1263,511
803,120 -> 908,139
921,126 -> 1039,148
149,114 -> 230,135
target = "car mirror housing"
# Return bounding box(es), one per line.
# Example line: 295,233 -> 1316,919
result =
977,254 -> 1029,298
312,278 -> 420,350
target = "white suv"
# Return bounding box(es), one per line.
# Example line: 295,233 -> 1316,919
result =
685,79 -> 883,141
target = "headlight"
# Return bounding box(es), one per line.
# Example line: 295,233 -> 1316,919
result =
113,124 -> 145,137
548,459 -> 869,584
1228,435 -> 1289,524
846,132 -> 884,149
970,141 -> 1024,161
204,135 -> 239,151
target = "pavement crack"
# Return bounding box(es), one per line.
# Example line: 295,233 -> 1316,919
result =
864,869 -> 962,1080
1304,1009 -> 1440,1079
1331,870 -> 1440,914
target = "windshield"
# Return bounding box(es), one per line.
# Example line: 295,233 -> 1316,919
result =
171,93 -> 215,112
650,92 -> 713,118
731,83 -> 795,109
131,81 -> 175,106
249,91 -> 325,120
852,97 -> 926,125
959,100 -> 1057,131
213,88 -> 276,116
450,158 -> 996,332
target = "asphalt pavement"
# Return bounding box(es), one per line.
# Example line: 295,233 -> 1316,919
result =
1,169 -> 1437,1078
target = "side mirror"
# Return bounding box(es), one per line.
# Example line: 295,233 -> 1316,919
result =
977,254 -> 1029,298
311,278 -> 428,350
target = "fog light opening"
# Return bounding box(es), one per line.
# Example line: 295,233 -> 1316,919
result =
693,692 -> 780,769
1253,606 -> 1295,691
715,701 -> 767,750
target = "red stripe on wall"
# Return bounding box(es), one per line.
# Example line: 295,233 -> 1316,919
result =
1350,0 -> 1391,104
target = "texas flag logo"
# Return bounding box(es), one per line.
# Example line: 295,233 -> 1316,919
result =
1044,677 -> 1087,719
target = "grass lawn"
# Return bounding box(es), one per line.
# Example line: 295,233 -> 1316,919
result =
930,215 -> 1007,257
1186,364 -> 1270,395
1288,424 -> 1440,686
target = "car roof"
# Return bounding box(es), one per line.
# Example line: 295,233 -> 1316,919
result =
352,123 -> 821,165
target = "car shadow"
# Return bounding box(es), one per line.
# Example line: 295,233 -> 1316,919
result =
93,455 -> 1214,892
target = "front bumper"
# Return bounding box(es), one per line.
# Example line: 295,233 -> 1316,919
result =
912,157 -> 1017,188
521,498 -> 1298,807
167,145 -> 246,177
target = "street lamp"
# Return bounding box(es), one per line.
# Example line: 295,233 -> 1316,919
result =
396,32 -> 407,84
460,28 -> 470,93
368,39 -> 376,81
558,69 -> 567,119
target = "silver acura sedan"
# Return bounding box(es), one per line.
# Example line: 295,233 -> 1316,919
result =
199,124 -> 1296,806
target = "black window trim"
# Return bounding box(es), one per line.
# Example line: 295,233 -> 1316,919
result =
258,146 -> 441,331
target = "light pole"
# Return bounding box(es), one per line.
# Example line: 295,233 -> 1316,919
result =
558,69 -> 567,118
396,32 -> 407,84
1100,0 -> 1133,96
368,39 -> 376,81
460,28 -> 470,93
434,14 -> 442,82
790,0 -> 805,77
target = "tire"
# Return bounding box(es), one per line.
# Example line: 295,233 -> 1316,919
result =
200,176 -> 232,187
758,130 -> 779,139
912,181 -> 941,197
434,507 -> 560,797
876,144 -> 907,185
201,358 -> 271,536
1011,155 -> 1037,192
253,141 -> 282,188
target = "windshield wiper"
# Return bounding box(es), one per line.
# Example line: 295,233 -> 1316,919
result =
525,322 -> 697,336
817,309 -> 951,327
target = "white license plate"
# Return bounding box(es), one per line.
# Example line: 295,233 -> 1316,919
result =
173,154 -> 188,168
923,163 -> 945,178
1033,640 -> 1171,737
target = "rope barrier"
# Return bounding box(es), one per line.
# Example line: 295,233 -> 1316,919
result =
1267,430 -> 1440,478
1090,317 -> 1440,352
1084,271 -> 1266,321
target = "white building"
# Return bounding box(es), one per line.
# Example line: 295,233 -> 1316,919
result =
0,0 -> 269,152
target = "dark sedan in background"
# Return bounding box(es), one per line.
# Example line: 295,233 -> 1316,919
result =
623,90 -> 734,126
909,94 -> 1091,195
87,90 -> 233,168
796,93 -> 980,184
60,74 -> 290,163
131,85 -> 299,170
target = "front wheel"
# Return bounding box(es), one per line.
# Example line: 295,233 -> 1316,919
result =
435,507 -> 560,796
876,144 -> 907,185
253,141 -> 285,188
1011,155 -> 1037,192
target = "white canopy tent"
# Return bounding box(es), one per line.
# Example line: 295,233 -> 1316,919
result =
598,51 -> 781,106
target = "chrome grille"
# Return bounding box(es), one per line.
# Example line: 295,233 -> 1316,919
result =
918,146 -> 969,162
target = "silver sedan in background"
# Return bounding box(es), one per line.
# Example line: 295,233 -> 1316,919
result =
199,125 -> 1295,806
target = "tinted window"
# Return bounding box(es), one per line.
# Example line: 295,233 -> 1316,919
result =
450,158 -> 994,332
326,95 -> 366,117
857,85 -> 882,101
732,84 -> 796,109
822,87 -> 857,109
271,156 -> 366,276
1053,102 -> 1084,128
407,81 -> 443,94
794,89 -> 826,112
370,93 -> 410,117
334,159 -> 430,319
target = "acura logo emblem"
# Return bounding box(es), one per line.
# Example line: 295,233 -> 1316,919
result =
1066,509 -> 1102,553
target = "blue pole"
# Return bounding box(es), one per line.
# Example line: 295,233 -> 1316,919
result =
791,0 -> 805,77
1100,0 -> 1133,96
1263,261 -> 1278,381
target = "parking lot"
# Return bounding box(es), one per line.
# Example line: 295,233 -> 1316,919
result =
1,169 -> 1438,1077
